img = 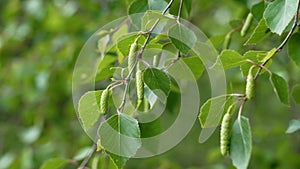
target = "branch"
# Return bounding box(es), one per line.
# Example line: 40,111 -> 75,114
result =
239,1 -> 300,116
117,0 -> 176,113
254,1 -> 300,80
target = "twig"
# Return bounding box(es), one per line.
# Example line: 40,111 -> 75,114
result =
162,0 -> 175,14
164,51 -> 181,70
254,1 -> 300,80
78,143 -> 97,169
238,1 -> 300,116
177,0 -> 184,23
117,0 -> 176,113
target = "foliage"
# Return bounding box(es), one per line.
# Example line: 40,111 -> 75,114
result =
1,0 -> 300,169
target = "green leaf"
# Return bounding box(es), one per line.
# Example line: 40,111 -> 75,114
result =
107,153 -> 128,169
240,50 -> 268,77
209,34 -> 226,50
244,19 -> 270,45
128,0 -> 168,14
213,50 -> 245,69
143,68 -> 171,103
128,0 -> 148,14
230,116 -> 252,169
198,95 -> 232,128
292,84 -> 300,104
269,73 -> 289,105
288,33 -> 300,69
182,56 -> 204,79
40,158 -> 68,169
286,119 -> 300,134
96,54 -> 117,82
251,1 -> 265,21
168,23 -> 197,55
99,113 -> 141,169
263,0 -> 298,35
78,91 -> 102,132
262,48 -> 277,62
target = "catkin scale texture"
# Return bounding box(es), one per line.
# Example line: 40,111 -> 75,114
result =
100,89 -> 109,114
136,70 -> 144,106
220,112 -> 231,156
246,67 -> 255,100
128,39 -> 138,71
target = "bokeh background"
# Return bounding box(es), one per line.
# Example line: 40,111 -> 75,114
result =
0,0 -> 299,168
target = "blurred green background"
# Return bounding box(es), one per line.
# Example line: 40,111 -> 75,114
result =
0,0 -> 299,168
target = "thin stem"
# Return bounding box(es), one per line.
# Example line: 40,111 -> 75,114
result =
238,0 -> 300,117
117,1 -> 176,113
177,0 -> 184,23
78,143 -> 97,169
229,93 -> 246,97
245,59 -> 272,75
238,99 -> 247,118
164,51 -> 181,70
162,0 -> 175,14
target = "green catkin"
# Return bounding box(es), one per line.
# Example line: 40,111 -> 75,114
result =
128,38 -> 139,72
153,55 -> 160,67
241,13 -> 253,37
220,105 -> 234,156
100,88 -> 109,114
246,66 -> 255,100
136,68 -> 144,108
223,32 -> 232,49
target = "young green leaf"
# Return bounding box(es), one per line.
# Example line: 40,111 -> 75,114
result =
292,84 -> 300,104
251,1 -> 265,21
182,56 -> 204,79
199,95 -> 232,128
244,19 -> 270,45
286,119 -> 300,134
168,23 -> 197,55
269,73 -> 289,105
143,68 -> 171,103
240,50 -> 269,77
99,113 -> 141,169
78,91 -> 103,132
230,116 -> 252,169
288,33 -> 300,69
241,13 -> 253,37
128,0 -> 168,15
213,50 -> 245,69
262,48 -> 277,62
263,0 -> 298,35
40,158 -> 68,169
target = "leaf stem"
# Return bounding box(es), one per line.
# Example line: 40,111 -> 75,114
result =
177,0 -> 184,23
